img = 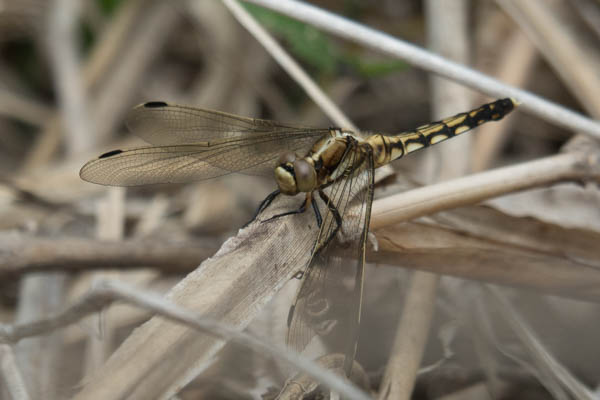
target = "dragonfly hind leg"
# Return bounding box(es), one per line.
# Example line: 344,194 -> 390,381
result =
262,192 -> 322,228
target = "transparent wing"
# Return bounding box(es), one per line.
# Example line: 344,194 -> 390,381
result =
80,130 -> 327,186
287,142 -> 374,374
80,102 -> 329,186
126,101 -> 317,145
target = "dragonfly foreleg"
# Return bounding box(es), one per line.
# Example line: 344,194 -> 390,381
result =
244,189 -> 280,227
262,192 -> 315,224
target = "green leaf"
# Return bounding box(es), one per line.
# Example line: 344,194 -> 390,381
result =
344,56 -> 408,78
244,3 -> 338,75
243,4 -> 409,79
99,0 -> 123,15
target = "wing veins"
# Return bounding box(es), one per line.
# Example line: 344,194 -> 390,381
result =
287,143 -> 374,372
127,104 -> 316,145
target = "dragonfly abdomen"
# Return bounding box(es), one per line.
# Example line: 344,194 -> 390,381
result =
367,98 -> 517,168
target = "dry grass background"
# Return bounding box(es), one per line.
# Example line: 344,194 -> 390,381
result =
0,0 -> 599,399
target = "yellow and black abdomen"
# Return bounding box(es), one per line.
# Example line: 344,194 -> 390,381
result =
368,98 -> 517,167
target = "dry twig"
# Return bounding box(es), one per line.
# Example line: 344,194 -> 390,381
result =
0,233 -> 216,278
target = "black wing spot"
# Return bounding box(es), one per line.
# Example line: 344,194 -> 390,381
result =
99,149 -> 123,159
143,101 -> 168,108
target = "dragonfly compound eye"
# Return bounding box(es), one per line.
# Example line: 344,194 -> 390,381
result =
278,152 -> 296,165
293,159 -> 317,192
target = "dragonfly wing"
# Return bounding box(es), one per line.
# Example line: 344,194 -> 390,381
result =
126,102 -> 317,145
80,129 -> 325,186
287,143 -> 374,374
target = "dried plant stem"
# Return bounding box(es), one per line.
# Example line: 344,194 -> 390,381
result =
0,345 -> 31,400
0,234 -> 216,278
223,0 -> 357,130
0,281 -> 369,400
378,272 -> 438,400
370,151 -> 594,230
244,0 -> 600,139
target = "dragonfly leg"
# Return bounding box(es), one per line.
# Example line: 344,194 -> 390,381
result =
311,195 -> 322,228
317,189 -> 343,247
244,189 -> 280,227
262,192 -> 313,223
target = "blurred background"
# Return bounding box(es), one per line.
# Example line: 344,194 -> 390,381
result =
0,0 -> 599,399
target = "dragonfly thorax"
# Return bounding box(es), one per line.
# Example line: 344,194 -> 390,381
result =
274,152 -> 318,195
274,131 -> 352,196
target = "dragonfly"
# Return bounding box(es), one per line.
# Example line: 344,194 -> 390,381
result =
80,98 -> 517,374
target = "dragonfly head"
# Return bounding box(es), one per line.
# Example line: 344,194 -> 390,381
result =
274,152 -> 317,195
